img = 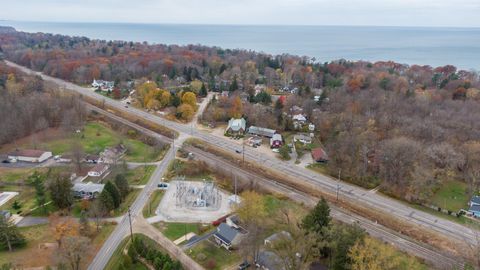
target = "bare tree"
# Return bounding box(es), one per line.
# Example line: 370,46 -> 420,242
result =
58,235 -> 90,270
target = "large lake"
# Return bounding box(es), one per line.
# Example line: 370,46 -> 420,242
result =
3,21 -> 480,70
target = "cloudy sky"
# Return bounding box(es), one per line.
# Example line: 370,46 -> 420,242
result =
2,0 -> 480,27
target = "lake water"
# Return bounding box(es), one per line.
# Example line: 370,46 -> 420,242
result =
3,21 -> 480,70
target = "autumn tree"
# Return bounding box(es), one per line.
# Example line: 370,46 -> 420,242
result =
177,104 -> 195,121
182,91 -> 197,109
229,96 -> 243,118
349,237 -> 423,270
58,235 -> 90,270
50,215 -> 79,247
237,190 -> 267,261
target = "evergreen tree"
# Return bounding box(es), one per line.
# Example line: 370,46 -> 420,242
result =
0,217 -> 26,251
48,174 -> 74,209
114,174 -> 130,199
12,200 -> 21,211
171,95 -> 181,107
99,188 -> 115,211
29,171 -> 46,214
302,197 -> 331,234
104,181 -> 121,208
199,82 -> 208,97
229,75 -> 238,92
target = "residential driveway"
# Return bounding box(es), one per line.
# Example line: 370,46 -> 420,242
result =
16,216 -> 49,227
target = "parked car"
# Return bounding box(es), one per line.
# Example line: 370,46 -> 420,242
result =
157,182 -> 169,189
238,261 -> 250,270
235,149 -> 242,154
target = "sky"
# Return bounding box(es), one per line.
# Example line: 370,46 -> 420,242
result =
2,0 -> 480,27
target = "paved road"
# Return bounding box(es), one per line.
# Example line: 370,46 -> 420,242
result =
87,147 -> 175,270
5,60 -> 476,265
184,145 -> 464,269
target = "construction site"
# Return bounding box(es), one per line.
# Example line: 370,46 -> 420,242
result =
155,177 -> 237,223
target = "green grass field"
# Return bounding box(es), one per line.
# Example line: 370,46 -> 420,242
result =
430,180 -> 469,212
154,222 -> 202,241
143,190 -> 164,218
126,165 -> 156,185
188,241 -> 240,270
112,189 -> 141,217
34,122 -> 164,162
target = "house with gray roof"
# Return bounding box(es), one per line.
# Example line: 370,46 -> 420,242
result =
248,126 -> 276,138
72,182 -> 104,199
213,222 -> 241,250
256,251 -> 285,270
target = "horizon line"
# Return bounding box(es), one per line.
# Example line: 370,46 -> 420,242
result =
3,19 -> 480,30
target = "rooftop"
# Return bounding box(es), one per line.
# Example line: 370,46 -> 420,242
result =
72,182 -> 104,193
215,223 -> 239,244
9,149 -> 49,158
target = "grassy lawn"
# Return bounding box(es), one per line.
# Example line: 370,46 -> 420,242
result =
126,165 -> 156,185
26,122 -> 163,162
0,222 -> 115,269
112,189 -> 141,217
430,180 -> 468,212
154,222 -> 203,241
188,241 -> 241,270
143,190 -> 164,218
306,162 -> 329,175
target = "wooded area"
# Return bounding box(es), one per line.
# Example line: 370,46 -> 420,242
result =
1,26 -> 480,203
0,61 -> 86,146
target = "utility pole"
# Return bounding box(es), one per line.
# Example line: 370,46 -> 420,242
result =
336,169 -> 341,202
127,207 -> 134,242
242,140 -> 245,165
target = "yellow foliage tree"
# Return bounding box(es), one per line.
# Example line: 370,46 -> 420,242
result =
229,96 -> 243,118
190,80 -> 203,93
349,237 -> 423,270
159,90 -> 171,108
177,104 -> 195,121
236,190 -> 266,225
136,81 -> 158,107
146,98 -> 161,110
182,92 -> 197,110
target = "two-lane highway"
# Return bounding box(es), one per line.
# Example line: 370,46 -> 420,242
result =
88,148 -> 175,270
6,60 -> 478,256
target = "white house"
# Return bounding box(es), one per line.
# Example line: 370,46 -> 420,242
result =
293,134 -> 312,144
92,79 -> 114,92
88,164 -> 109,177
8,149 -> 52,163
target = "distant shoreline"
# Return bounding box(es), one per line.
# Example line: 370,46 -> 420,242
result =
3,20 -> 480,70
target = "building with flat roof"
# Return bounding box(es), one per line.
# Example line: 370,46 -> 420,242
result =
247,126 -> 276,138
8,149 -> 52,163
